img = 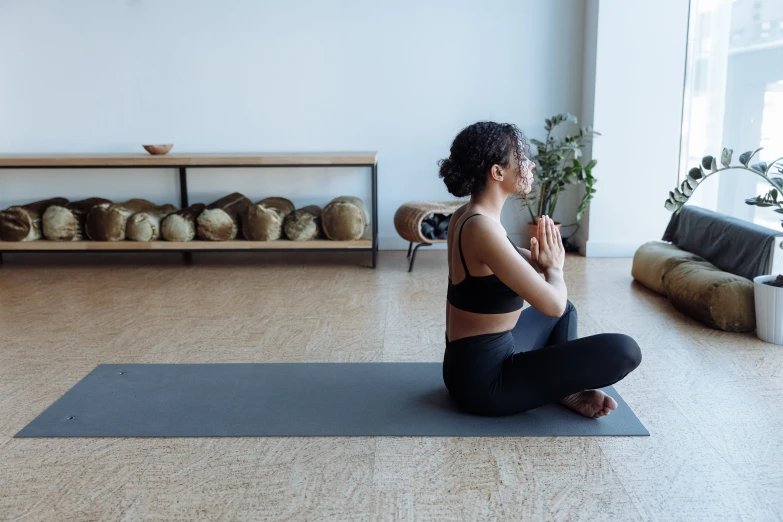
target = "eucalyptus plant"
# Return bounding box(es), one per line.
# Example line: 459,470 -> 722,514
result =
665,147 -> 783,225
518,113 -> 600,223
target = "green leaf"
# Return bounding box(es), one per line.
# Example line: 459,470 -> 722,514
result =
533,116 -> 600,220
750,162 -> 768,174
721,148 -> 733,167
739,150 -> 753,166
664,200 -> 677,211
687,167 -> 703,181
755,195 -> 775,207
711,156 -> 718,172
746,147 -> 763,165
774,208 -> 783,214
680,180 -> 694,196
773,189 -> 779,201
745,198 -> 757,206
672,189 -> 688,203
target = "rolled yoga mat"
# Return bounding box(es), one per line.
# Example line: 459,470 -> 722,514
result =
15,363 -> 648,438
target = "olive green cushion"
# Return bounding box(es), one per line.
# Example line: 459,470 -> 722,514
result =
631,241 -> 705,295
322,196 -> 369,241
662,260 -> 755,333
632,241 -> 755,332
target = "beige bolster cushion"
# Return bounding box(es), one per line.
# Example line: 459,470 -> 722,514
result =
197,192 -> 251,241
663,260 -> 755,332
322,196 -> 369,241
632,241 -> 706,296
85,199 -> 159,241
243,197 -> 295,241
126,204 -> 179,242
42,198 -> 112,241
0,197 -> 70,241
161,204 -> 207,242
284,205 -> 324,241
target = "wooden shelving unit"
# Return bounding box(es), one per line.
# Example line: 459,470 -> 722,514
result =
0,152 -> 379,267
0,236 -> 372,251
0,152 -> 378,168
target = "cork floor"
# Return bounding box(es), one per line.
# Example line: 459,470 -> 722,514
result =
0,250 -> 781,521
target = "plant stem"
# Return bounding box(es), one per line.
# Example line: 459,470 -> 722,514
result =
536,128 -> 553,220
695,160 -> 783,193
538,180 -> 548,217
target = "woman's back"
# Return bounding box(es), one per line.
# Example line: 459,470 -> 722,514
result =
446,205 -> 525,342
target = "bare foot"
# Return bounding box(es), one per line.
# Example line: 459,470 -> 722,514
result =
560,390 -> 618,419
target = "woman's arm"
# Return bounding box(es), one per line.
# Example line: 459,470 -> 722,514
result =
517,246 -> 543,274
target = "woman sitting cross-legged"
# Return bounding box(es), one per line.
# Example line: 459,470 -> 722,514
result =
441,121 -> 642,418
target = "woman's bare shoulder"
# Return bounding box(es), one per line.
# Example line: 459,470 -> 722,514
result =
447,204 -> 469,262
447,204 -> 469,232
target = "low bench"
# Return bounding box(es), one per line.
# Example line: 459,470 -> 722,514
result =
394,201 -> 464,272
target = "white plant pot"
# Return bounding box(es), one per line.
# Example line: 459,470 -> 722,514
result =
753,274 -> 783,344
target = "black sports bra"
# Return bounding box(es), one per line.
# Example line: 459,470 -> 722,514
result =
447,213 -> 526,314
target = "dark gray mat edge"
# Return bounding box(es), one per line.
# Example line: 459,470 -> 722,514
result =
15,363 -> 649,438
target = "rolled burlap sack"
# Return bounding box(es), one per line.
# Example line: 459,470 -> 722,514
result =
0,197 -> 70,241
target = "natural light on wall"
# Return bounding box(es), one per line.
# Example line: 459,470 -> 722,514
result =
679,0 -> 783,230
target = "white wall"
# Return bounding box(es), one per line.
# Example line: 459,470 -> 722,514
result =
0,0 -> 587,250
582,0 -> 690,257
570,0 -> 599,254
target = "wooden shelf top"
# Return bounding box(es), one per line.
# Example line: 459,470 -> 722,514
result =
0,152 -> 378,168
0,236 -> 373,251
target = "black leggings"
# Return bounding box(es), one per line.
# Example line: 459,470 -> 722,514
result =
442,300 -> 642,416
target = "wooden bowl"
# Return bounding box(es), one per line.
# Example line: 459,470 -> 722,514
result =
142,144 -> 173,155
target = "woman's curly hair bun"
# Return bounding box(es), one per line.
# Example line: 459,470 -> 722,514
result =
438,122 -> 531,198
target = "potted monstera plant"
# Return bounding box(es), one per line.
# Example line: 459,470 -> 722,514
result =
516,113 -> 599,247
665,147 -> 783,344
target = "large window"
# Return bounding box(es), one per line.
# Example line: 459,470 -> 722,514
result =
679,0 -> 783,230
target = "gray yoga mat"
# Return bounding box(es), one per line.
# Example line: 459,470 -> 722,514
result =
15,363 -> 648,438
